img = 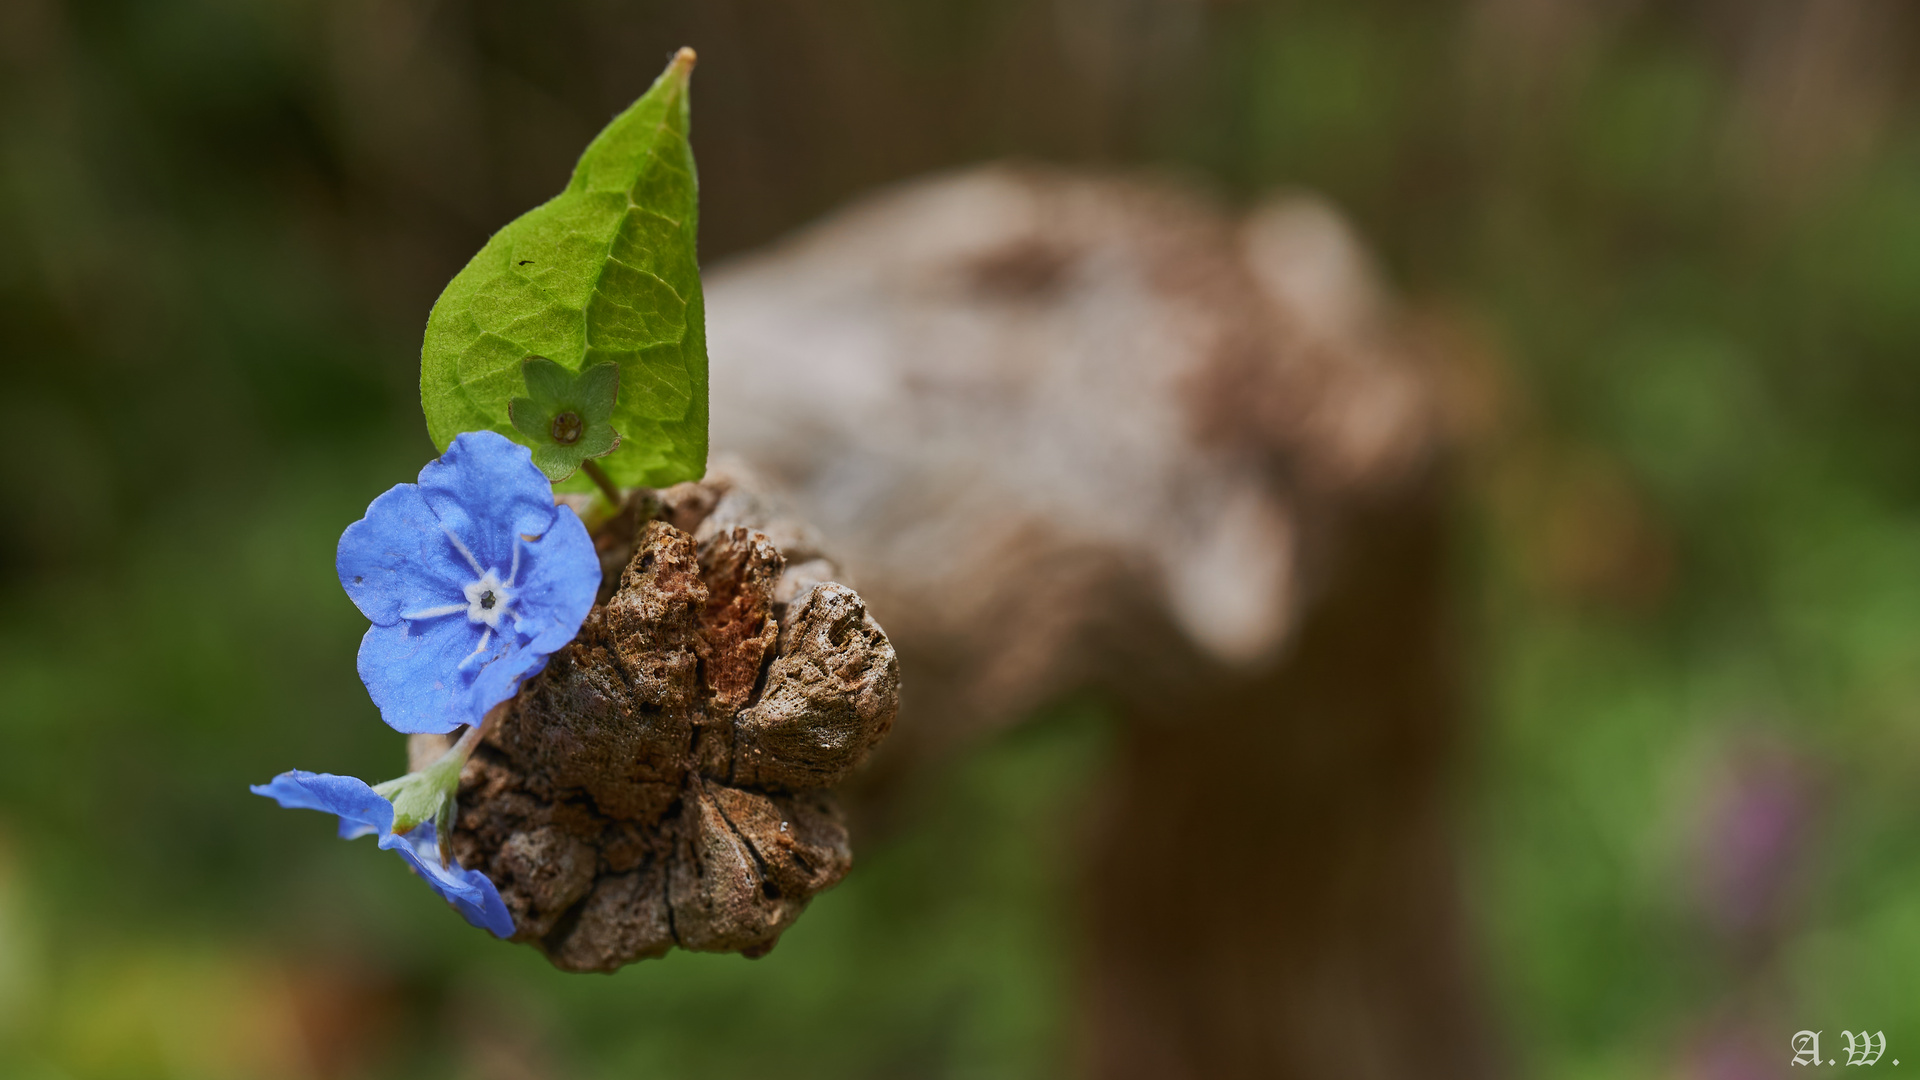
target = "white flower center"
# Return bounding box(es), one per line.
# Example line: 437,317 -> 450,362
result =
463,569 -> 513,629
399,531 -> 528,668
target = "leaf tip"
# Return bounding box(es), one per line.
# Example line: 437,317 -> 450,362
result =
672,46 -> 697,73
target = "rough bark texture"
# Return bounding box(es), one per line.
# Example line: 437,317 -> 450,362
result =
416,486 -> 899,972
699,166 -> 1495,1078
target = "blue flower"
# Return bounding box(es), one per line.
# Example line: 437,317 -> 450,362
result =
251,770 -> 515,937
337,430 -> 600,734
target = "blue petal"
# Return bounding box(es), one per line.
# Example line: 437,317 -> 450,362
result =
417,432 -> 558,575
383,824 -> 516,938
250,771 -> 395,838
251,773 -> 515,938
464,636 -> 548,725
507,504 -> 601,654
337,483 -> 471,627
355,617 -> 505,734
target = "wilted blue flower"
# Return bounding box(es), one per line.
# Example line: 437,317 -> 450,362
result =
251,769 -> 514,937
338,430 -> 600,734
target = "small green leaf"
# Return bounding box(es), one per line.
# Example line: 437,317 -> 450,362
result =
421,48 -> 707,488
508,357 -> 622,481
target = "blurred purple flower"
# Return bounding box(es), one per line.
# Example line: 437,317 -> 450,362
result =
251,769 -> 513,937
1678,1022 -> 1783,1080
337,431 -> 599,734
1695,745 -> 1815,936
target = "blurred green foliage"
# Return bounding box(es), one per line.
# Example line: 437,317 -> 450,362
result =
2,0 -> 1918,1076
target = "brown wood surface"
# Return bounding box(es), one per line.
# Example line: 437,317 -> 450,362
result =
702,166 -> 1495,1078
1083,492 -> 1495,1079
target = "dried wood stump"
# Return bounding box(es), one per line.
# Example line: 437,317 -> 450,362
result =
411,476 -> 899,971
701,167 -> 1495,1079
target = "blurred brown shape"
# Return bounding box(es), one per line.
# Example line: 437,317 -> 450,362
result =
1499,448 -> 1677,612
704,166 -> 1494,1079
284,956 -> 402,1080
1721,0 -> 1907,207
443,979 -> 564,1080
710,168 -> 1436,751
1463,0 -> 1909,211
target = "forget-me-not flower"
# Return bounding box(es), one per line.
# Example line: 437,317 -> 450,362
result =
338,430 -> 600,734
251,769 -> 515,937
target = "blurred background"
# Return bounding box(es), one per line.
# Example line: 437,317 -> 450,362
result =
3,0 -> 1919,1076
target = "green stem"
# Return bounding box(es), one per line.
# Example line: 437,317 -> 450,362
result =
374,700 -> 509,865
425,708 -> 497,869
580,458 -> 624,509
447,715 -> 487,761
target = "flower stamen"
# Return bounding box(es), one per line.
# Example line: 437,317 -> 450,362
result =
458,628 -> 495,669
402,602 -> 469,621
443,526 -> 486,578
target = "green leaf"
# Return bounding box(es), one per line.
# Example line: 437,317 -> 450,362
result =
420,48 -> 707,488
508,357 -> 621,481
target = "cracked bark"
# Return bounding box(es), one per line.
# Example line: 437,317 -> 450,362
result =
411,477 -> 898,971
